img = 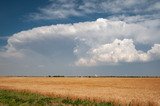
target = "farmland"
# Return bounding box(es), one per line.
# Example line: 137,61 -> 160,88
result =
0,77 -> 160,105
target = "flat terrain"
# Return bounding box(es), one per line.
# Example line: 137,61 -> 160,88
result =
0,77 -> 160,105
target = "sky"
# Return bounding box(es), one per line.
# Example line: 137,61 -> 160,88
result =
0,0 -> 160,76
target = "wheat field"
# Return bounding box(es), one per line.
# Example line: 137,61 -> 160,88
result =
0,77 -> 160,105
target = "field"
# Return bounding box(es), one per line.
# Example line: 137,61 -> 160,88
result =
0,77 -> 160,106
0,89 -> 113,106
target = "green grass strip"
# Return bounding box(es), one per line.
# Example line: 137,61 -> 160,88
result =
0,89 -> 113,106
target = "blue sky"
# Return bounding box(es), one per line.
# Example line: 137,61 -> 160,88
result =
0,0 -> 160,76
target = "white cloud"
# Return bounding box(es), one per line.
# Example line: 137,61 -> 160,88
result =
75,39 -> 160,66
108,14 -> 160,24
148,2 -> 160,11
148,44 -> 160,60
0,18 -> 160,66
30,0 -> 82,20
29,0 -> 160,20
75,58 -> 96,66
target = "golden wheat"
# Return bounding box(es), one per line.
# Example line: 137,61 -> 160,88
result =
0,77 -> 159,105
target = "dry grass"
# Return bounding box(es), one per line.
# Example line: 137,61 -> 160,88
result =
0,77 -> 160,105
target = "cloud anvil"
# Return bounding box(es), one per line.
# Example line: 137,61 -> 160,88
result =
0,0 -> 160,75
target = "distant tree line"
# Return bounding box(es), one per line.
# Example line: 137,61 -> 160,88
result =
2,75 -> 160,78
46,75 -> 160,78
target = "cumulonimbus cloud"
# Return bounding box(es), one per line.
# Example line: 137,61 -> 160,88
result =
75,39 -> 160,66
1,18 -> 160,66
